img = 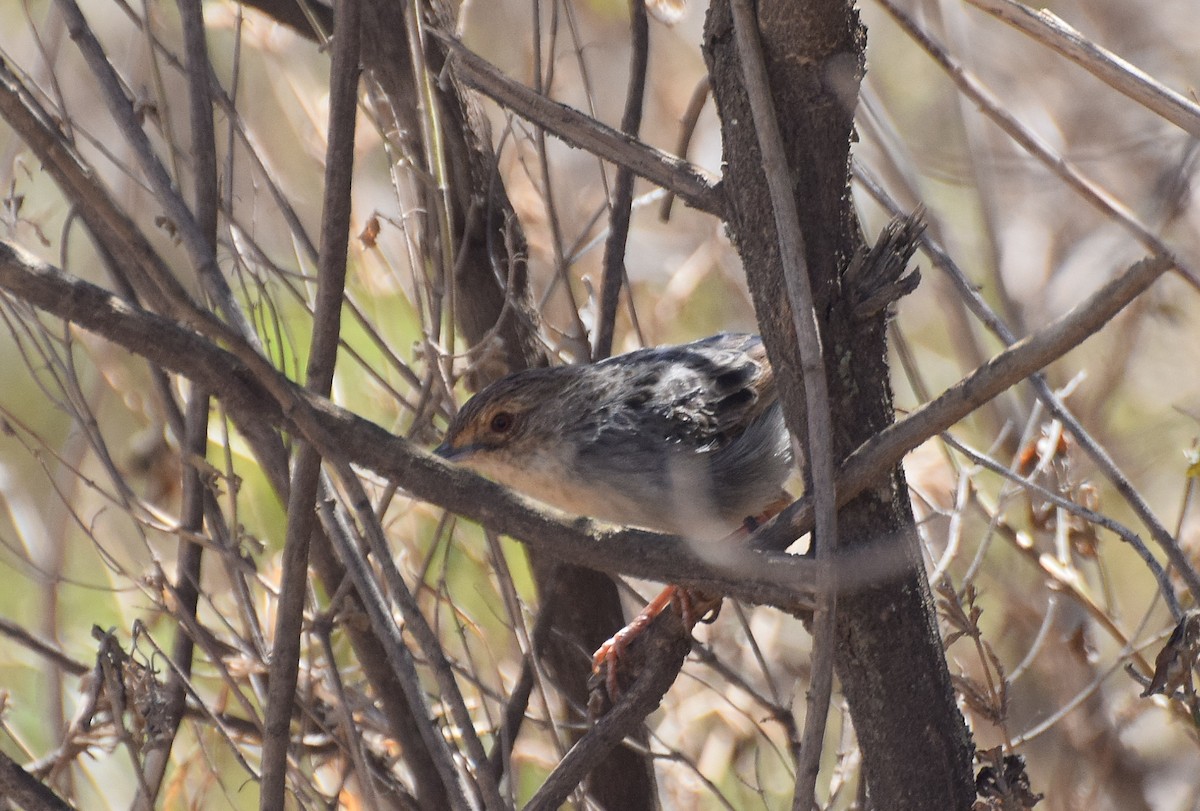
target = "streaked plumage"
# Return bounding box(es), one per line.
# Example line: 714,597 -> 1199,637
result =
436,334 -> 792,539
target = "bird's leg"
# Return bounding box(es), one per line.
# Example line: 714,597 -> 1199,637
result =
592,494 -> 792,701
674,587 -> 722,629
592,586 -> 727,700
592,585 -> 680,700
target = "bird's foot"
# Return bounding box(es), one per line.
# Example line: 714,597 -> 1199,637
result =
592,586 -> 723,703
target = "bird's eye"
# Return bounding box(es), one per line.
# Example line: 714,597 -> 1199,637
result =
489,411 -> 515,433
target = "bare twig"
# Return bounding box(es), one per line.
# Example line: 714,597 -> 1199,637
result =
753,252 -> 1175,553
135,0 -> 221,805
431,29 -> 726,218
0,56 -> 196,317
0,616 -> 88,676
137,391 -> 210,811
485,597 -> 557,782
876,0 -> 1200,290
315,618 -> 385,811
318,465 -> 504,810
659,76 -> 711,222
593,0 -> 649,359
523,610 -> 692,811
941,432 -> 1180,619
963,0 -> 1200,138
260,0 -> 361,805
727,1 -> 839,806
527,0 -> 591,360
316,494 -> 477,810
53,0 -> 260,335
854,166 -> 1198,610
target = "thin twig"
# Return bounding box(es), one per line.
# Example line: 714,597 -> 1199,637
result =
593,0 -> 648,359
315,617 -> 385,811
527,0 -> 591,360
137,391 -> 209,811
260,0 -> 361,804
0,616 -> 88,676
726,1 -> 839,807
941,432 -> 1181,619
136,0 -> 220,804
431,28 -> 725,218
320,468 -> 503,809
484,549 -> 567,785
659,76 -> 711,222
876,0 -> 1200,290
752,251 -> 1175,553
522,611 -> 691,811
53,0 -> 260,335
854,165 -> 1196,610
964,0 -> 1200,138
317,491 -> 477,809
0,56 -> 196,318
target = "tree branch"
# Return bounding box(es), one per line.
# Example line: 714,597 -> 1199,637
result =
593,0 -> 649,359
752,252 -> 1176,560
259,0 -> 363,805
0,241 -> 820,610
965,0 -> 1200,138
878,0 -> 1200,290
726,1 -> 839,805
0,749 -> 72,811
431,30 -> 726,219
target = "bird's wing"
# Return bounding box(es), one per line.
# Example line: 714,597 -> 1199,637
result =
600,333 -> 777,451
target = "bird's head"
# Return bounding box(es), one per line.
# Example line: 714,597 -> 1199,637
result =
434,367 -> 577,468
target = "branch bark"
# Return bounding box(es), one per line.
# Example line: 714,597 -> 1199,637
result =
0,749 -> 72,811
235,2 -> 662,805
0,241 -> 822,605
703,1 -> 977,807
260,0 -> 362,805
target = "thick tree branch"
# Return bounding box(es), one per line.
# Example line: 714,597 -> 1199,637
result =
704,0 -> 975,805
752,253 -> 1177,560
0,750 -> 71,811
1,237 -> 1176,611
0,241 -> 820,609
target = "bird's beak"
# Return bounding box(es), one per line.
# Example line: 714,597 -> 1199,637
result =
433,441 -> 465,462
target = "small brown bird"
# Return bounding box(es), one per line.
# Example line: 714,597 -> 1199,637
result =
435,333 -> 794,695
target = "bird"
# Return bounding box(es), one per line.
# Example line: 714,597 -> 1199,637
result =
435,333 -> 794,697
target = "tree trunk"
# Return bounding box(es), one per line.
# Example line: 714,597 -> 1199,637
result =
703,1 -> 976,807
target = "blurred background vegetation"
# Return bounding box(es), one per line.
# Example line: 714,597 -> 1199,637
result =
0,0 -> 1199,808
